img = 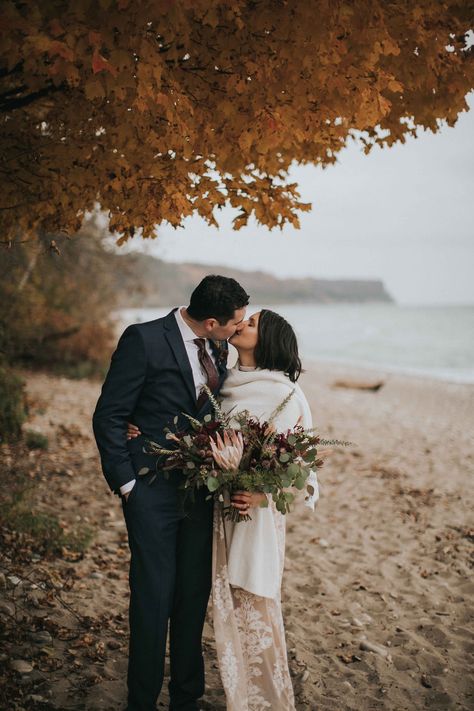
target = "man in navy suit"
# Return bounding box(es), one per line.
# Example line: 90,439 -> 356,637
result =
92,275 -> 249,711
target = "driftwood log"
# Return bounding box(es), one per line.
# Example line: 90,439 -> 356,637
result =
332,379 -> 385,392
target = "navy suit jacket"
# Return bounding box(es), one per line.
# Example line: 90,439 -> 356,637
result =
92,308 -> 228,494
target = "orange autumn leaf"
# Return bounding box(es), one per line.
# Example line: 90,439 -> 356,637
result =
92,50 -> 118,77
48,40 -> 74,62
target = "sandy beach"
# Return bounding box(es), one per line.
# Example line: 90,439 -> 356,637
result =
1,361 -> 473,710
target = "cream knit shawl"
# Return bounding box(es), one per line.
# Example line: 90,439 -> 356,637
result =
218,365 -> 319,598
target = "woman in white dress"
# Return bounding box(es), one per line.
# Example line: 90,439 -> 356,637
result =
127,309 -> 320,710
212,309 -> 319,711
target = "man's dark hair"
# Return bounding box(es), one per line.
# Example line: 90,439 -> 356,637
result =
187,275 -> 250,325
254,309 -> 302,382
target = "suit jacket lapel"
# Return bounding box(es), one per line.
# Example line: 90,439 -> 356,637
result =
163,309 -> 197,404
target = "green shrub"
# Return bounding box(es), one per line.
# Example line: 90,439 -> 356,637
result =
24,430 -> 49,450
0,360 -> 27,443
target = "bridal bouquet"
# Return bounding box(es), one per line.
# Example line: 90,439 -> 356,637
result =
145,388 -> 349,522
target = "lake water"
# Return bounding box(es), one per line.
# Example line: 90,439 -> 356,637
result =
118,303 -> 474,384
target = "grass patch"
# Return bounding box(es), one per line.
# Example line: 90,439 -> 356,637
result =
24,430 -> 49,450
0,469 -> 93,558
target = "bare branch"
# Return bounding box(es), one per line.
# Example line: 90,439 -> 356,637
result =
0,83 -> 65,112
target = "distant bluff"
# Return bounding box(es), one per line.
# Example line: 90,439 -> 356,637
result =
112,253 -> 394,306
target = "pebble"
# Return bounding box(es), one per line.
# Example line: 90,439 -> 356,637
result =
7,575 -> 22,587
28,695 -> 46,704
300,669 -> 309,682
90,572 -> 104,579
319,538 -> 330,548
338,619 -> 351,628
0,600 -> 15,616
342,680 -> 354,692
359,640 -> 392,660
11,660 -> 33,674
351,612 -> 372,627
26,592 -> 40,608
31,630 -> 53,645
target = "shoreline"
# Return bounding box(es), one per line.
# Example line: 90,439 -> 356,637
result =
115,305 -> 474,387
302,356 -> 474,387
226,342 -> 474,388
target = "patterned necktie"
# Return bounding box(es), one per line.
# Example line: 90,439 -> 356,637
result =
194,338 -> 219,408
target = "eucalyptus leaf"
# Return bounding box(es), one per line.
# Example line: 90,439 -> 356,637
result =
207,476 -> 219,492
287,463 -> 300,478
279,452 -> 290,463
186,461 -> 195,469
138,467 -> 150,476
276,499 -> 286,514
204,414 -> 212,422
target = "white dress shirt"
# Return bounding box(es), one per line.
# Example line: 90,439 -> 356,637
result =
120,308 -> 218,497
174,306 -> 217,398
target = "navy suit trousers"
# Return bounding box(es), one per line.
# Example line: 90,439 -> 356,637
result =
122,471 -> 213,711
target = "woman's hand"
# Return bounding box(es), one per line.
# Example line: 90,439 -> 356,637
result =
231,490 -> 267,516
127,423 -> 142,440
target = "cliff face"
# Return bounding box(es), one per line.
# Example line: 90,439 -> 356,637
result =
111,253 -> 394,306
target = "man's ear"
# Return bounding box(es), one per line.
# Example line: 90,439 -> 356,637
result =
203,318 -> 217,334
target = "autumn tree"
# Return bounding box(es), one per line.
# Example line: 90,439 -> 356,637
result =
1,0 -> 473,244
0,216 -> 118,372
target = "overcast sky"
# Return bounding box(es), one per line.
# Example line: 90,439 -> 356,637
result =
127,93 -> 474,306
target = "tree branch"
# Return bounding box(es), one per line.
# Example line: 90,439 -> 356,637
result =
40,326 -> 81,344
0,84 -> 28,100
0,61 -> 24,79
0,83 -> 65,113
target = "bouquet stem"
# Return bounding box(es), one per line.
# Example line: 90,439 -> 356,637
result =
223,504 -> 252,523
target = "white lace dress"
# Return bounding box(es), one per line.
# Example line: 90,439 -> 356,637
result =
211,366 -> 319,711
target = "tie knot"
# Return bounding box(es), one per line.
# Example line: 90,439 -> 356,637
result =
193,337 -> 206,352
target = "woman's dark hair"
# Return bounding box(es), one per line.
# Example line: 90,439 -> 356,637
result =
254,309 -> 302,382
187,275 -> 250,325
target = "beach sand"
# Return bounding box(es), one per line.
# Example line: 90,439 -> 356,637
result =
1,362 -> 473,710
